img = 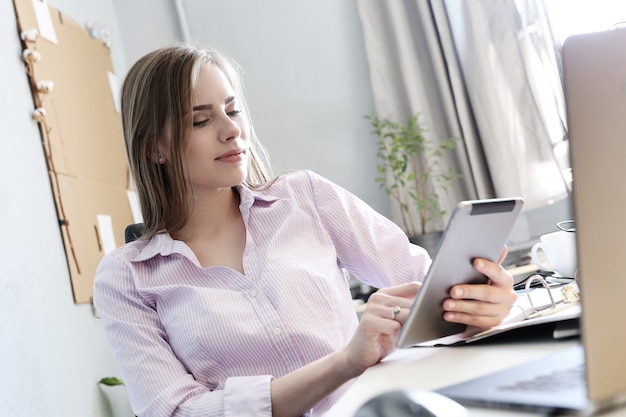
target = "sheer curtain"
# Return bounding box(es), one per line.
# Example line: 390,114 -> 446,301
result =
358,0 -> 569,232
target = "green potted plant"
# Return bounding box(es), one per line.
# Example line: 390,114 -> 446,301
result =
99,377 -> 135,416
367,112 -> 460,254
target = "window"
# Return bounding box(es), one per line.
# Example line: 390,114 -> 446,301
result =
545,0 -> 626,41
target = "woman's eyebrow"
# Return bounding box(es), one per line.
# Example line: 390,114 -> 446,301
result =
192,96 -> 236,112
192,104 -> 213,111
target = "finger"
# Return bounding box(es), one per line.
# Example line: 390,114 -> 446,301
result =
497,245 -> 509,264
366,283 -> 420,311
375,281 -> 421,298
443,309 -> 505,329
443,297 -> 512,319
447,259 -> 517,309
363,298 -> 411,325
443,296 -> 514,327
447,260 -> 496,301
359,308 -> 403,331
472,258 -> 514,289
449,279 -> 517,305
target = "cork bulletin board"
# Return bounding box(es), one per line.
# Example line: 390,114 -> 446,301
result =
13,0 -> 134,303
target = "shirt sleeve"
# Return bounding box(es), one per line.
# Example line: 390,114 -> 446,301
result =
303,170 -> 432,288
224,376 -> 273,416
93,251 -> 274,417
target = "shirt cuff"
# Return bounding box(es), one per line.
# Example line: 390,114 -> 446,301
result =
224,375 -> 273,417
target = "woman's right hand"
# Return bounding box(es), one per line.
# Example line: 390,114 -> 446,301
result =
341,281 -> 421,377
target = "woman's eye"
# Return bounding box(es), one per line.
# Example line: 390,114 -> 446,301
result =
193,109 -> 240,126
193,119 -> 210,127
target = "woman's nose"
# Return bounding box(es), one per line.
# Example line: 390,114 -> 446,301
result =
219,115 -> 241,142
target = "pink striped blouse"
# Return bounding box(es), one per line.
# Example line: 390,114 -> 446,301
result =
93,170 -> 431,417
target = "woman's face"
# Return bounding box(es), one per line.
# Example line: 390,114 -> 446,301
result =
161,63 -> 250,195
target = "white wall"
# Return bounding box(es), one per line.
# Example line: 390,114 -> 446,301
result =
0,1 -> 380,416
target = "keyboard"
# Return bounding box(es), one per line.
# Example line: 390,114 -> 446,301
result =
498,364 -> 585,392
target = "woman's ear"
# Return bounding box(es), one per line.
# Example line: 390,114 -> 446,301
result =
147,150 -> 165,164
151,143 -> 167,164
154,152 -> 166,164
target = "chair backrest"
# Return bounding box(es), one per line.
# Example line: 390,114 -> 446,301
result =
124,223 -> 144,243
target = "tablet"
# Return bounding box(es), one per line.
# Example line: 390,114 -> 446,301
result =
396,197 -> 524,348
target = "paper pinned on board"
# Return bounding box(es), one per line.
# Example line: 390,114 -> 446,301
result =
96,214 -> 117,254
107,71 -> 120,113
126,190 -> 143,224
32,0 -> 58,44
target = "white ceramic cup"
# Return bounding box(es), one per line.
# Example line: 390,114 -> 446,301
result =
530,230 -> 577,277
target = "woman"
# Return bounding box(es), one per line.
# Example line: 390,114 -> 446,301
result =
93,44 -> 516,417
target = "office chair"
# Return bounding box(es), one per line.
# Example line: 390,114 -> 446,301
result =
124,223 -> 144,243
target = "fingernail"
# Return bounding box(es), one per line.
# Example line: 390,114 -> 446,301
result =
453,287 -> 463,298
475,259 -> 485,269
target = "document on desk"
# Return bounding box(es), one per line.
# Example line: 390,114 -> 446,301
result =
412,285 -> 581,347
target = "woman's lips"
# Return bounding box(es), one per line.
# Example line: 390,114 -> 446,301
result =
216,149 -> 245,162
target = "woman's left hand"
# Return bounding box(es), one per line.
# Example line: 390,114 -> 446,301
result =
442,246 -> 517,330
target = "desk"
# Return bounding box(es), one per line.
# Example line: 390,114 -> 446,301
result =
325,339 -> 626,416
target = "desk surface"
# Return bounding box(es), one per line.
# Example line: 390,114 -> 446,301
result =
325,338 -> 626,416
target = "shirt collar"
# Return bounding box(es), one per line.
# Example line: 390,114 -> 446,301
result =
237,183 -> 279,209
130,233 -> 179,262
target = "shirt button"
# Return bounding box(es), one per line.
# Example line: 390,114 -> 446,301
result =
249,290 -> 257,297
273,327 -> 281,335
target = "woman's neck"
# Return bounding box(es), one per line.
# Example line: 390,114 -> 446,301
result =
170,186 -> 246,271
171,186 -> 241,244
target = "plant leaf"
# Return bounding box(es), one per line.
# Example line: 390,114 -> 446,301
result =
99,376 -> 125,386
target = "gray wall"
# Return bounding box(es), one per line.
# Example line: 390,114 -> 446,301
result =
112,0 -> 386,213
181,1 -> 383,210
0,0 -> 380,415
0,2 -> 127,416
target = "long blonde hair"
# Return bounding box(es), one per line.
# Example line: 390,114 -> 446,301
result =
120,44 -> 272,238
